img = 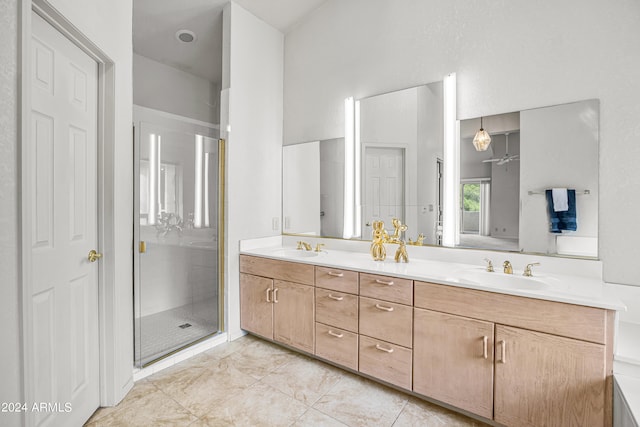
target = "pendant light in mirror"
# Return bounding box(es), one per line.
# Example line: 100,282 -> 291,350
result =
472,117 -> 491,151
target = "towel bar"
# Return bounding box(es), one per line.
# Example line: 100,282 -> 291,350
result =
527,189 -> 590,196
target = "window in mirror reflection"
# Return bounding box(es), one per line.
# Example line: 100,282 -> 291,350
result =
456,99 -> 599,257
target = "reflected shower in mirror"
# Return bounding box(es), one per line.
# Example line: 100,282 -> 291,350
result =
454,100 -> 599,257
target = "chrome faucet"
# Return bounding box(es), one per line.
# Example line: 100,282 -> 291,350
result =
523,262 -> 541,277
503,260 -> 513,274
297,241 -> 312,251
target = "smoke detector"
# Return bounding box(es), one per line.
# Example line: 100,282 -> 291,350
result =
175,30 -> 196,43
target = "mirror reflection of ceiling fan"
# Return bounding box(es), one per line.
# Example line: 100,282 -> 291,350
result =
482,132 -> 519,165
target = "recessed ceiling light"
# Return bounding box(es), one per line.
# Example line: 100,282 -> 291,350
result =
176,30 -> 196,43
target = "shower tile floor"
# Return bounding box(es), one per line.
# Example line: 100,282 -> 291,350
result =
135,298 -> 219,366
87,335 -> 490,426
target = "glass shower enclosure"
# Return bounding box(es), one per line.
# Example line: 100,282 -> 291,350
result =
133,106 -> 223,368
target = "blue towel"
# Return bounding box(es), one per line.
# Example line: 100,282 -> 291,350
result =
546,189 -> 577,233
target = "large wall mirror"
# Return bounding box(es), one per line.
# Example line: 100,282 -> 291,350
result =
282,83 -> 599,259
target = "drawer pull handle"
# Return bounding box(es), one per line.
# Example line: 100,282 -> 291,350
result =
273,288 -> 279,303
375,279 -> 394,286
265,288 -> 272,303
327,271 -> 344,277
375,344 -> 394,353
375,303 -> 394,312
499,340 -> 506,364
327,330 -> 344,338
482,336 -> 488,359
328,294 -> 344,301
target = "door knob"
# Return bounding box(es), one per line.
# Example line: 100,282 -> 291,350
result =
88,250 -> 103,263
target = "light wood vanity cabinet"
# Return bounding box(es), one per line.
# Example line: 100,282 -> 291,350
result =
239,256 -> 315,353
414,280 -> 614,427
240,255 -> 615,427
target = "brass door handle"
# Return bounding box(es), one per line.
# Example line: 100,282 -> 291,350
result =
88,250 -> 103,263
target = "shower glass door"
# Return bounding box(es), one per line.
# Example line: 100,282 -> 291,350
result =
134,108 -> 222,368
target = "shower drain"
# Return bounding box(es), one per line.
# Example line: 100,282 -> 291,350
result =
178,323 -> 192,329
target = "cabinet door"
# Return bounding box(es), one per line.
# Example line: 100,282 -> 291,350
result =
413,309 -> 494,419
494,325 -> 606,427
239,273 -> 273,339
273,280 -> 315,353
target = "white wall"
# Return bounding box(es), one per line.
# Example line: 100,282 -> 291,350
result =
0,1 -> 133,421
284,0 -> 640,286
0,2 -> 23,425
133,53 -> 220,124
519,100 -> 599,254
223,2 -> 284,339
283,142 -> 321,234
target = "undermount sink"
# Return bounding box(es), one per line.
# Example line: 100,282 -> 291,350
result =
453,267 -> 552,290
273,249 -> 322,258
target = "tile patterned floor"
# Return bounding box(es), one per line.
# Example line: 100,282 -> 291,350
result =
86,335 -> 490,427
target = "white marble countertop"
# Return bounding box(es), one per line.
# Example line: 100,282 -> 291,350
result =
241,240 -> 625,311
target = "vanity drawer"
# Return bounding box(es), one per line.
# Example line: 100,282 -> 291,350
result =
359,296 -> 412,348
414,280 -> 608,344
240,255 -> 314,286
316,288 -> 358,332
315,266 -> 359,294
359,273 -> 413,305
359,335 -> 412,390
315,322 -> 358,371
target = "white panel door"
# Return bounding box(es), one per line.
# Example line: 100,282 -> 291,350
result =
362,147 -> 405,238
30,12 -> 99,426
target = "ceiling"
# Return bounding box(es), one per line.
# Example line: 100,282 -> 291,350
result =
133,0 -> 327,83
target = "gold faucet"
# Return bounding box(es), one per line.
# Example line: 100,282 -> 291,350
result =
503,260 -> 513,274
523,262 -> 541,277
297,241 -> 312,251
408,233 -> 425,246
370,218 -> 409,262
314,243 -> 325,252
484,258 -> 494,272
